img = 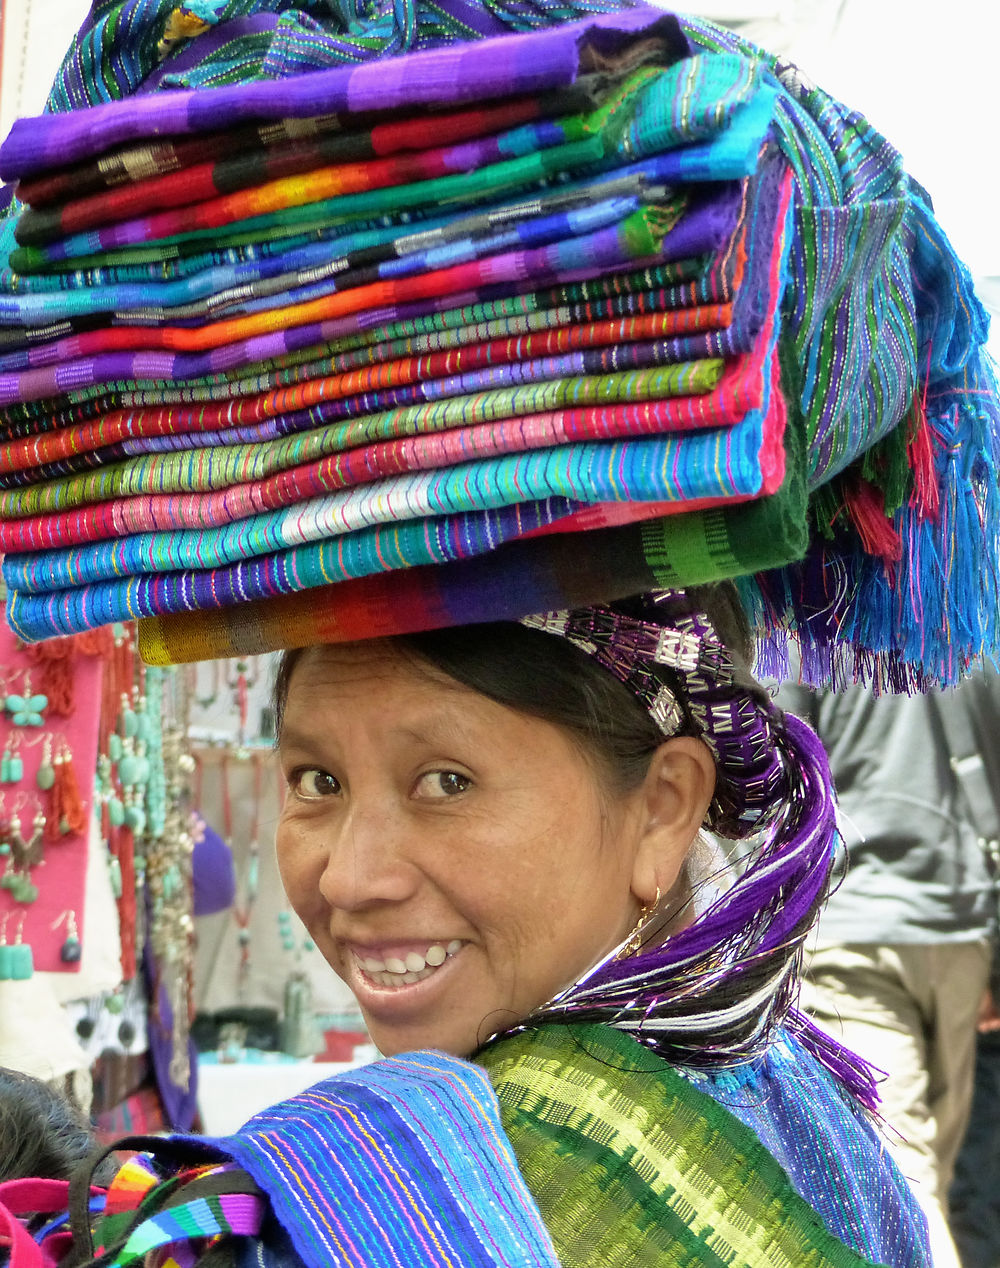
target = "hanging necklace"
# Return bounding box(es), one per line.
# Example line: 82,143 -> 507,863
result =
188,660 -> 221,712
226,750 -> 262,998
225,658 -> 260,751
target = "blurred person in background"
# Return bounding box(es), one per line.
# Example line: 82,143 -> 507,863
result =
777,667 -> 1000,1268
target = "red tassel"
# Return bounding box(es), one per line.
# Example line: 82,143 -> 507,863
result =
53,744 -> 88,838
906,389 -> 940,522
845,477 -> 902,565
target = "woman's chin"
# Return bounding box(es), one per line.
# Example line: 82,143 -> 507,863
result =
348,943 -> 480,1057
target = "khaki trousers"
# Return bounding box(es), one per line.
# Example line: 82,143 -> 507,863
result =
803,941 -> 993,1268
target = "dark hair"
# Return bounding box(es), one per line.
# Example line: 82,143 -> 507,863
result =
0,1068 -> 94,1182
273,584 -> 751,795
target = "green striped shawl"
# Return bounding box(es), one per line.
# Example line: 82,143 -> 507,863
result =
479,1024 -> 898,1268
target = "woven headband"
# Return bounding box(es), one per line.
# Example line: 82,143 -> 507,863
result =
521,592 -> 789,838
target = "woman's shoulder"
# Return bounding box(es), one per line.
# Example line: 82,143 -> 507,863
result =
478,1022 -> 930,1268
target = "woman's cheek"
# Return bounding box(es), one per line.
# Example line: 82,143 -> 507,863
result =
274,817 -> 315,910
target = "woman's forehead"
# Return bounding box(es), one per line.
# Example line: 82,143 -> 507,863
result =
280,638 -> 580,757
291,639 -> 439,685
284,639 -> 480,713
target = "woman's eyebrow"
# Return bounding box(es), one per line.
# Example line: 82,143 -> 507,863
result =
276,725 -> 330,753
395,713 -> 479,748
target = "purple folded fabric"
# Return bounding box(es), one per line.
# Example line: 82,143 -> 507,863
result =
0,9 -> 687,181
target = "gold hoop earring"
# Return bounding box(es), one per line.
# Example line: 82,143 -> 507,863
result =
619,885 -> 661,959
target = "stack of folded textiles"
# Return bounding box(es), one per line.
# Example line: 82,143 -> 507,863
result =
0,5 -> 996,686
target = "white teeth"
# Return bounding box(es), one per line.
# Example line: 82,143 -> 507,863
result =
355,940 -> 464,989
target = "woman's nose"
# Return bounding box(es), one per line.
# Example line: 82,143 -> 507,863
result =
317,799 -> 420,911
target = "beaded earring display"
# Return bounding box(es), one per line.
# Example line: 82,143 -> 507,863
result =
0,624 -> 108,976
53,910 -> 82,964
1,733 -> 23,784
0,916 -> 34,981
0,798 -> 44,902
4,675 -> 48,727
9,800 -> 46,869
35,734 -> 54,791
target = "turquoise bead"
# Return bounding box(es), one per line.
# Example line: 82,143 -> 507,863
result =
108,797 -> 125,827
11,943 -> 33,979
122,709 -> 138,739
12,877 -> 38,903
118,754 -> 139,786
108,734 -> 123,763
0,944 -> 12,979
124,804 -> 146,834
8,755 -> 23,783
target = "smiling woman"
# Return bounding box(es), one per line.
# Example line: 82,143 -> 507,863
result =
1,0 -> 996,1259
261,587 -> 932,1266
273,625 -> 714,1058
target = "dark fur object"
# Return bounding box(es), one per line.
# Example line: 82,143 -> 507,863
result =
0,1067 -> 93,1182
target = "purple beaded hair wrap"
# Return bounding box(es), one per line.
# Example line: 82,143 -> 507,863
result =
515,588 -> 879,1109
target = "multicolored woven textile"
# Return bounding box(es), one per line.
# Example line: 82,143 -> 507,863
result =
0,0 -> 996,686
58,1022 -> 925,1268
479,1022 -> 930,1267
221,1050 -> 559,1267
136,445 -> 807,661
84,1051 -> 560,1268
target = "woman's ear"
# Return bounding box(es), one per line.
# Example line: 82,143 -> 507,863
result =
629,736 -> 716,905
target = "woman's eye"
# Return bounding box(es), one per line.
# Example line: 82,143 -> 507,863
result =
414,770 -> 472,799
291,768 -> 341,799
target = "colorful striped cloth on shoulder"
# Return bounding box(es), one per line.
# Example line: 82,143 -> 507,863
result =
479,1022 -> 930,1267
74,1049 -> 560,1268
54,1022 -> 926,1268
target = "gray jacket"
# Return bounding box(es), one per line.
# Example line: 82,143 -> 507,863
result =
776,667 -> 1000,944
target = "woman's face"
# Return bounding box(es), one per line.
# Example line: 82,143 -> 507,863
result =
275,641 -> 655,1058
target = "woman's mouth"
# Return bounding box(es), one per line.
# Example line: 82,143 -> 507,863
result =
352,939 -> 463,988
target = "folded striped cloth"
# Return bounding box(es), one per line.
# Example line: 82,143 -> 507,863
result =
0,0 -> 995,687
